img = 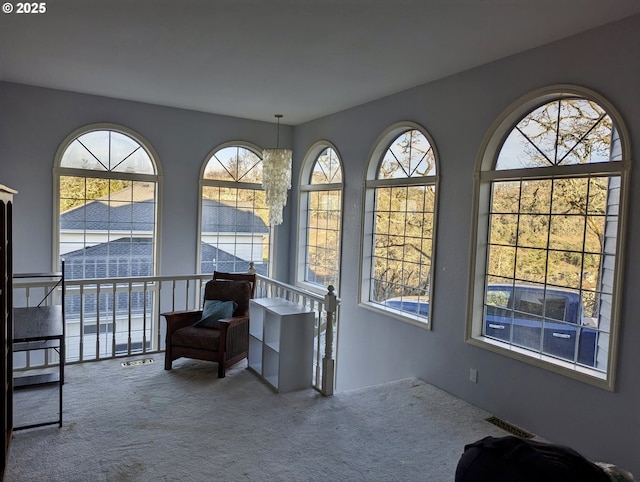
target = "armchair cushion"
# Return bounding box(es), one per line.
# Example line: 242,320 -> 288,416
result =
194,299 -> 238,328
172,325 -> 220,351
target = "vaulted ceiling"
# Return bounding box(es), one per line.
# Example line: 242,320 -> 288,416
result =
1,0 -> 639,124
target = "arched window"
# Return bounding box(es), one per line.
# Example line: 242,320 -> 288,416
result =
54,124 -> 160,279
362,124 -> 439,327
467,86 -> 630,388
298,143 -> 343,291
199,143 -> 270,276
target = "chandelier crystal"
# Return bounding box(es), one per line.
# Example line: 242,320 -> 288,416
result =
262,115 -> 292,226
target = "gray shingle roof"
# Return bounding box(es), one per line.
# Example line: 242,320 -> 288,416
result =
200,199 -> 268,234
61,198 -> 268,234
60,201 -> 155,230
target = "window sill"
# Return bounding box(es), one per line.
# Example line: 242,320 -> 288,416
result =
359,301 -> 431,331
466,335 -> 612,390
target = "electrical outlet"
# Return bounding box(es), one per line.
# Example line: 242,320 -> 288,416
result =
469,368 -> 478,383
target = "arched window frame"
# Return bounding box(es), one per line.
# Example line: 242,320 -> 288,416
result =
466,85 -> 631,390
360,122 -> 440,329
296,141 -> 344,294
53,123 -> 162,275
197,141 -> 272,277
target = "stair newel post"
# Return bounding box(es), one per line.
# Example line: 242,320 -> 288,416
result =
322,284 -> 337,396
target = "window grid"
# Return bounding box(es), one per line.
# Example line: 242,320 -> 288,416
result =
367,128 -> 437,324
305,190 -> 342,288
485,174 -> 617,372
370,185 -> 434,305
200,145 -> 270,276
303,147 -> 343,289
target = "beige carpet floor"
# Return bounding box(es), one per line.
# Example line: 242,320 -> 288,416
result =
7,356 -> 509,481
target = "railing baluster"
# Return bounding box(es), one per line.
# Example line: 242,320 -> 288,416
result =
111,283 -> 117,356
79,283 -> 84,362
143,280 -> 148,354
185,279 -> 190,311
171,279 -> 176,312
128,281 -> 133,355
157,280 -> 163,351
96,283 -> 101,359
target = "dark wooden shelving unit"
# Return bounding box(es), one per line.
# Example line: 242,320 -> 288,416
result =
12,266 -> 65,431
0,185 -> 16,480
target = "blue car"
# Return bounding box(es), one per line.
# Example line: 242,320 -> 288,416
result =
483,284 -> 598,367
383,297 -> 429,317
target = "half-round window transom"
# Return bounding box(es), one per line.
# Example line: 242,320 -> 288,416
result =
311,148 -> 342,184
60,130 -> 155,175
378,130 -> 436,179
496,98 -> 615,170
203,146 -> 262,183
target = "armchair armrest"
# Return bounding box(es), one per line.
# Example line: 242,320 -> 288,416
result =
217,314 -> 249,329
161,310 -> 203,339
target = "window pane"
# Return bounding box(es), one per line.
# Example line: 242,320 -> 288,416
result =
518,214 -> 549,249
487,246 -> 516,279
378,130 -> 435,179
491,181 -> 521,214
203,146 -> 262,183
490,214 -> 518,246
551,178 -> 588,215
496,98 -> 615,170
549,215 -> 584,251
60,130 -> 155,174
520,179 -> 551,214
311,148 -> 342,184
515,247 -> 546,283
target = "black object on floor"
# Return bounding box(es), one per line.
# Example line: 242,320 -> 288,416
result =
455,435 -> 610,482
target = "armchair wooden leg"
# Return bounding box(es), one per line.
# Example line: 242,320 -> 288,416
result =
218,362 -> 225,378
164,354 -> 172,370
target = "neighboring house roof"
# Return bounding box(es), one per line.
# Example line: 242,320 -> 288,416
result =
63,237 -> 154,279
61,195 -> 268,234
60,200 -> 155,231
201,199 -> 268,234
64,237 -> 152,259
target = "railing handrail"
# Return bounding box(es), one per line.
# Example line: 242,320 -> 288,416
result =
255,274 -> 333,303
14,272 -> 212,288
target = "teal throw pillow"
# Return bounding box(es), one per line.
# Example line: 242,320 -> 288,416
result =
194,299 -> 238,328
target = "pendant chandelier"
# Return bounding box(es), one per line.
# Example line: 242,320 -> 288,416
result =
262,114 -> 292,226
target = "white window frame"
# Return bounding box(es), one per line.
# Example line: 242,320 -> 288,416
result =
296,141 -> 344,295
466,85 -> 631,390
359,122 -> 440,329
53,123 -> 163,275
197,141 -> 272,277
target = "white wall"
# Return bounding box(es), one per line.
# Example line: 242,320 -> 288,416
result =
291,15 -> 640,474
0,85 -> 292,278
1,14 -> 639,474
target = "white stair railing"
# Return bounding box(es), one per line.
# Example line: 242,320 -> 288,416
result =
254,275 -> 340,395
13,267 -> 340,395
